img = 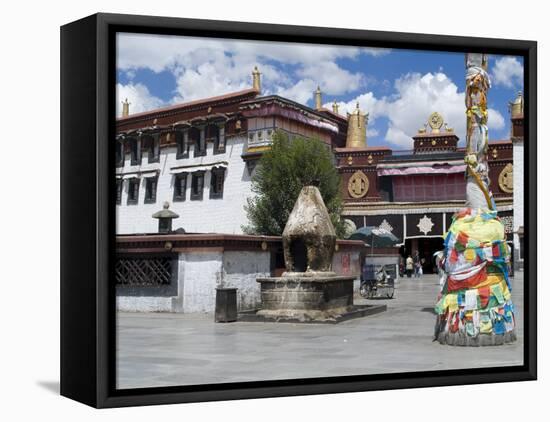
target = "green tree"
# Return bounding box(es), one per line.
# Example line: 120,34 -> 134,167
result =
243,131 -> 346,238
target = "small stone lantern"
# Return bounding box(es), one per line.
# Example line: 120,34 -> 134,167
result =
152,202 -> 179,234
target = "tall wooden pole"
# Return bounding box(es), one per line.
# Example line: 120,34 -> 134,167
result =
465,53 -> 494,210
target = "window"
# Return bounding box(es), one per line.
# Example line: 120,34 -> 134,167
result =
392,173 -> 466,202
190,171 -> 205,200
144,177 -> 157,204
176,131 -> 189,159
173,173 -> 187,201
208,124 -> 224,155
148,135 -> 160,163
127,178 -> 140,204
190,127 -> 205,157
116,179 -> 122,205
210,167 -> 225,199
130,138 -> 141,165
116,139 -> 124,167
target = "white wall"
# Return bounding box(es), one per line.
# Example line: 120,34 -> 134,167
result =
513,140 -> 524,262
180,251 -> 224,313
116,294 -> 175,312
222,250 -> 271,310
116,135 -> 252,234
116,249 -> 271,313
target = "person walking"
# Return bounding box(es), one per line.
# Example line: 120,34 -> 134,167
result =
406,255 -> 413,278
413,251 -> 420,278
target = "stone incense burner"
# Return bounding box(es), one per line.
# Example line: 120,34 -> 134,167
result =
252,183 -> 384,323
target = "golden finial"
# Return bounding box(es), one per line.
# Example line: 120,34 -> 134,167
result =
509,90 -> 524,118
345,102 -> 368,148
315,86 -> 322,110
332,101 -> 339,114
252,66 -> 261,93
121,98 -> 130,117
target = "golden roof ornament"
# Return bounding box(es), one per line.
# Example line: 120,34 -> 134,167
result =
252,66 -> 261,93
345,102 -> 368,148
121,98 -> 130,117
418,112 -> 453,135
428,112 -> 444,133
315,86 -> 323,110
332,101 -> 339,114
509,91 -> 524,118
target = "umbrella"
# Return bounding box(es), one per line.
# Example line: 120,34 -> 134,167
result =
349,226 -> 399,256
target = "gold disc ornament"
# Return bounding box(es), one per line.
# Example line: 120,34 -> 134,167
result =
348,170 -> 369,198
428,112 -> 444,133
498,163 -> 513,193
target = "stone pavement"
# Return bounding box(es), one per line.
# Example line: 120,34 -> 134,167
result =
116,273 -> 524,389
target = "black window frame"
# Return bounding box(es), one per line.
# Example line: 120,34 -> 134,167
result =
130,138 -> 141,166
144,176 -> 158,204
147,134 -> 160,164
127,178 -> 140,205
173,173 -> 187,202
175,130 -> 189,159
116,178 -> 122,205
190,127 -> 206,158
190,171 -> 205,201
209,124 -> 225,155
115,139 -> 124,167
209,167 -> 225,199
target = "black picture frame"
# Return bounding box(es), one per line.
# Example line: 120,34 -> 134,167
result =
60,12 -> 537,408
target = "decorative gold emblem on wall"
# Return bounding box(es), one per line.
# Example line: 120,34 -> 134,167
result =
347,155 -> 353,166
348,170 -> 369,198
498,163 -> 513,193
367,154 -> 373,164
492,148 -> 498,159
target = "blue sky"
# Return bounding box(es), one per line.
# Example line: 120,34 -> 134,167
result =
117,33 -> 524,149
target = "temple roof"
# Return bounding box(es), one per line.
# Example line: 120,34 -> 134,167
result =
116,88 -> 259,127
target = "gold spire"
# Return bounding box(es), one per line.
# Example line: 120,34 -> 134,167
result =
314,86 -> 322,110
332,101 -> 339,114
252,66 -> 261,93
345,102 -> 368,148
121,98 -> 130,117
509,90 -> 524,118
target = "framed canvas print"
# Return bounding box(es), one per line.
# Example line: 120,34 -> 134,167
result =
60,13 -> 537,408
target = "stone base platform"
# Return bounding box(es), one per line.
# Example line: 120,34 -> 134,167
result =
238,304 -> 387,324
436,330 -> 517,346
243,275 -> 386,323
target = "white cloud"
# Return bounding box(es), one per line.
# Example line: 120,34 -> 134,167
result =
325,92 -> 380,121
117,33 -> 386,105
330,72 -> 506,149
491,56 -> 523,88
367,128 -> 380,137
381,72 -> 466,148
116,83 -> 164,116
278,79 -> 318,104
297,61 -> 364,95
488,108 -> 505,131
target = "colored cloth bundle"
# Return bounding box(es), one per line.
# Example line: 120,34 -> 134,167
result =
434,208 -> 516,346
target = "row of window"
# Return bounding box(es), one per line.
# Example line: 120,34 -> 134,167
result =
116,125 -> 226,167
116,168 -> 226,205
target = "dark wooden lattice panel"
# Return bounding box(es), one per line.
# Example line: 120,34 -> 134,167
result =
115,255 -> 173,286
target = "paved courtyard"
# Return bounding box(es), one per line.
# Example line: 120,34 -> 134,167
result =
116,272 -> 524,389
